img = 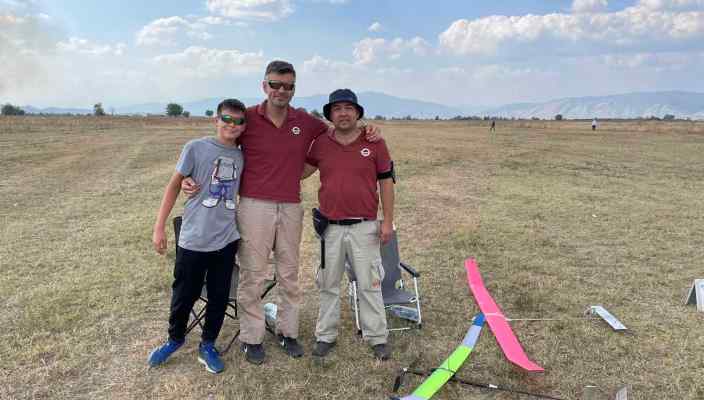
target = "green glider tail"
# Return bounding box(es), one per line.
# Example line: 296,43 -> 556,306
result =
393,313 -> 485,400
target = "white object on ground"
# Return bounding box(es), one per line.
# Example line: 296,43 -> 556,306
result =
588,306 -> 627,331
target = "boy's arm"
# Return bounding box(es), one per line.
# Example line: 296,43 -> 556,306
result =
379,178 -> 394,244
301,163 -> 318,180
153,172 -> 185,255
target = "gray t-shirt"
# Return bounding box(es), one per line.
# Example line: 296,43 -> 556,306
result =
176,136 -> 244,252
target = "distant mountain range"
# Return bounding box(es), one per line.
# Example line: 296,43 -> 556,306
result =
22,105 -> 96,115
113,91 -> 465,119
16,91 -> 704,119
482,91 -> 704,120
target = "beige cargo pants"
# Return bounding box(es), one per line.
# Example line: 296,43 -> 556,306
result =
237,197 -> 304,344
315,220 -> 388,346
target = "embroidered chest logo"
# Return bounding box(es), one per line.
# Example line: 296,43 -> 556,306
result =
291,126 -> 301,135
360,148 -> 371,157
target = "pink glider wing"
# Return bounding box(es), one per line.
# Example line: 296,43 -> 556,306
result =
464,258 -> 544,372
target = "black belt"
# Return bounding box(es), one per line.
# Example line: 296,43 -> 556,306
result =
328,218 -> 371,226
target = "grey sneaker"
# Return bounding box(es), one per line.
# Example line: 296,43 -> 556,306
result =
241,342 -> 265,365
312,341 -> 336,357
277,334 -> 304,358
372,343 -> 390,361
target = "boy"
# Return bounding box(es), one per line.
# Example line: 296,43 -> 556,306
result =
148,99 -> 246,373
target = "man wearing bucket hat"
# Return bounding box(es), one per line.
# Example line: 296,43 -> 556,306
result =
303,89 -> 395,360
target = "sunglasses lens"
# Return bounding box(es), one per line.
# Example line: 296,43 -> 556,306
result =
220,115 -> 245,125
268,80 -> 294,91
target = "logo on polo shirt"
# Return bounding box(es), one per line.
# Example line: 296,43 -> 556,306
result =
360,148 -> 371,157
291,126 -> 301,135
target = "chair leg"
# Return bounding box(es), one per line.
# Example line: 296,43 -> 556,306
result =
185,299 -> 207,335
221,329 -> 241,354
413,277 -> 422,329
224,301 -> 238,320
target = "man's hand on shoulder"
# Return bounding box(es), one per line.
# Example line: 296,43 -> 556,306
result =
362,123 -> 382,142
182,177 -> 200,197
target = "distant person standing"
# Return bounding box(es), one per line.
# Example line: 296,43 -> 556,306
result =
592,118 -> 598,131
489,119 -> 496,132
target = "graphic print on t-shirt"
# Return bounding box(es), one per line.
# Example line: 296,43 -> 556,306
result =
202,156 -> 238,210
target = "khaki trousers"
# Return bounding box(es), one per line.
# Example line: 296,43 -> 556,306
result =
237,197 -> 304,344
315,221 -> 388,346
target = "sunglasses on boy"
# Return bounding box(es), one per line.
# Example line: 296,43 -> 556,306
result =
267,80 -> 295,91
219,115 -> 246,125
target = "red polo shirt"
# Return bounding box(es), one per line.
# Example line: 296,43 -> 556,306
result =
306,131 -> 392,220
239,101 -> 329,203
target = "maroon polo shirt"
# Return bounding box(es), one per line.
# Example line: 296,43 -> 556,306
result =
306,131 -> 392,220
239,101 -> 329,203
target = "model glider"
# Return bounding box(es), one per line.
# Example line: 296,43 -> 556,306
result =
390,313 -> 485,400
464,258 -> 544,372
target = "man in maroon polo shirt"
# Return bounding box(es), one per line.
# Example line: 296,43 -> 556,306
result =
303,89 -> 394,360
182,61 -> 381,364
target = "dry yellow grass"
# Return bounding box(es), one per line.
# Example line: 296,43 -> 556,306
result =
1,116 -> 703,399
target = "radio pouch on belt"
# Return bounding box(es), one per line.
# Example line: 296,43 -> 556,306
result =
312,208 -> 330,269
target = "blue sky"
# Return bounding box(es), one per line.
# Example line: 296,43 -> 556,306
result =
2,0 -> 703,108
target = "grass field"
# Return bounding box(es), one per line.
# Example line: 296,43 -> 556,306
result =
1,116 -> 703,399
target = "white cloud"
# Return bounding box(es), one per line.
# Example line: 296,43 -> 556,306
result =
57,37 -> 126,56
0,0 -> 38,11
572,0 -> 608,13
353,36 -> 430,64
206,0 -> 294,21
299,55 -> 421,100
0,10 -> 59,97
136,16 -> 218,47
637,0 -> 704,10
439,3 -> 704,57
151,46 -> 265,79
303,54 -> 364,76
600,50 -> 704,70
368,21 -> 382,32
197,16 -> 229,25
0,13 -> 24,25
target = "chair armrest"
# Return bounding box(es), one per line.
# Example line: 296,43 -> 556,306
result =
399,262 -> 420,278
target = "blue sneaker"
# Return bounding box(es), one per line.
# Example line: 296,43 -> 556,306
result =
198,342 -> 224,374
148,339 -> 184,367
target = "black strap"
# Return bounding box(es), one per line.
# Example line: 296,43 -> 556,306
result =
377,160 -> 396,183
377,170 -> 393,180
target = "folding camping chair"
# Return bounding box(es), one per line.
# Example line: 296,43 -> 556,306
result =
348,228 -> 422,333
173,216 -> 276,353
